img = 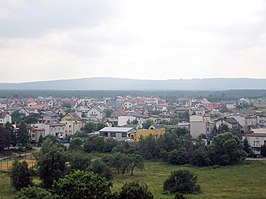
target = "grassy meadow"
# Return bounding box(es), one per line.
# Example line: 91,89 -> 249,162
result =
1,160 -> 266,199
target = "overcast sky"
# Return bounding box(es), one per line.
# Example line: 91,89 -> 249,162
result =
1,0 -> 266,83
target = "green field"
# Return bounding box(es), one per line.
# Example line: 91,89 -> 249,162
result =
1,160 -> 266,199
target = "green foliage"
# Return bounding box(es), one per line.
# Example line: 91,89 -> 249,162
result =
103,109 -> 112,118
243,138 -> 253,157
163,170 -> 200,194
36,138 -> 66,188
17,122 -> 30,148
52,170 -> 113,199
84,122 -> 107,133
89,159 -> 113,180
190,147 -> 211,167
10,160 -> 32,191
142,119 -> 155,129
261,144 -> 266,157
167,149 -> 189,165
15,186 -> 54,199
68,138 -> 83,151
210,132 -> 246,165
118,181 -> 153,199
0,125 -> 8,151
84,136 -> 119,153
68,152 -> 91,171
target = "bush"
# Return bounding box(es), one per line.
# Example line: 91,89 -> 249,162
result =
15,186 -> 54,199
68,138 -> 83,151
89,159 -> 113,180
163,170 -> 200,194
118,181 -> 153,199
68,152 -> 91,171
10,160 -> 32,191
190,147 -> 211,167
52,170 -> 113,199
167,149 -> 189,165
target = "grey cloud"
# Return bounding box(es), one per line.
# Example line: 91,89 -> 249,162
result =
0,0 -> 120,37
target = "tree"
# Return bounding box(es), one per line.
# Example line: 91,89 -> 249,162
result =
52,170 -> 113,199
10,160 -> 32,191
17,122 -> 30,148
243,138 -> 253,157
15,186 -> 54,199
128,154 -> 144,176
5,122 -> 16,148
89,159 -> 113,180
190,147 -> 211,167
36,138 -> 66,188
68,138 -> 83,151
167,149 -> 189,165
84,122 -> 96,133
103,109 -> 112,118
210,132 -> 246,165
261,144 -> 266,157
163,170 -> 200,194
0,125 -> 8,151
68,152 -> 91,171
118,181 -> 153,199
142,119 -> 155,129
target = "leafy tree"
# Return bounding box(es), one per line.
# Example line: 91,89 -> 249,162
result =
243,138 -> 253,157
38,134 -> 43,147
36,138 -> 66,188
142,119 -> 155,129
68,152 -> 91,171
52,170 -> 113,199
17,122 -> 30,148
84,122 -> 96,133
5,122 -> 16,148
118,181 -> 153,199
68,138 -> 83,151
103,153 -> 130,175
163,170 -> 200,194
10,160 -> 32,191
128,154 -> 144,176
190,146 -> 211,167
0,125 -> 8,151
167,149 -> 189,165
210,132 -> 246,165
261,144 -> 266,157
11,110 -> 23,124
15,186 -> 54,199
103,109 -> 112,118
89,159 -> 113,180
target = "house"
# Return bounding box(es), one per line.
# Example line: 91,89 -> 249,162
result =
99,127 -> 135,141
0,112 -> 12,125
215,117 -> 241,129
32,123 -> 66,138
129,127 -> 165,142
190,115 -> 213,139
86,106 -> 103,120
30,127 -> 45,143
245,129 -> 266,156
18,107 -> 30,117
62,113 -> 84,136
37,111 -> 60,124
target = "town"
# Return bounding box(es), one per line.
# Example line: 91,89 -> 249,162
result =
1,95 -> 266,157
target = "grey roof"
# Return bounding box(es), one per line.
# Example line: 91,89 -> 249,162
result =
99,127 -> 133,132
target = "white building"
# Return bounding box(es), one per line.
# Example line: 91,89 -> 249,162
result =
245,129 -> 266,156
190,115 -> 213,139
0,112 -> 12,125
99,127 -> 135,141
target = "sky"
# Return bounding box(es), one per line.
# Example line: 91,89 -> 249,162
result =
0,0 -> 266,83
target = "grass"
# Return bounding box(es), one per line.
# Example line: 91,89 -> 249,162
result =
1,160 -> 266,199
112,160 -> 266,199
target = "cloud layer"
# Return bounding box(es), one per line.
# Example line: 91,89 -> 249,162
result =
0,0 -> 266,82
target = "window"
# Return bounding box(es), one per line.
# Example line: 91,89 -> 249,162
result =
111,132 -> 116,137
122,132 -> 127,137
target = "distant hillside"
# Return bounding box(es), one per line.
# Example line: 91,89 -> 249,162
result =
1,77 -> 266,90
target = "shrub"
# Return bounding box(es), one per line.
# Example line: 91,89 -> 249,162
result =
163,170 -> 200,194
53,170 -> 113,199
167,149 -> 189,165
15,186 -> 54,199
118,181 -> 153,199
89,159 -> 113,180
10,160 -> 32,191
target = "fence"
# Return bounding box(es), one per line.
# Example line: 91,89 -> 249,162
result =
0,153 -> 37,171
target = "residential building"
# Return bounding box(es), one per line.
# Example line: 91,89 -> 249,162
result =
129,127 -> 165,142
0,112 -> 12,125
37,111 -> 60,124
245,129 -> 266,156
99,127 -> 135,141
190,115 -> 213,139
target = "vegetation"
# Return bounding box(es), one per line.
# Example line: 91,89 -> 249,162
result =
118,181 -> 153,199
36,138 -> 66,188
163,170 -> 200,194
53,170 -> 113,199
15,186 -> 54,199
10,160 -> 32,191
